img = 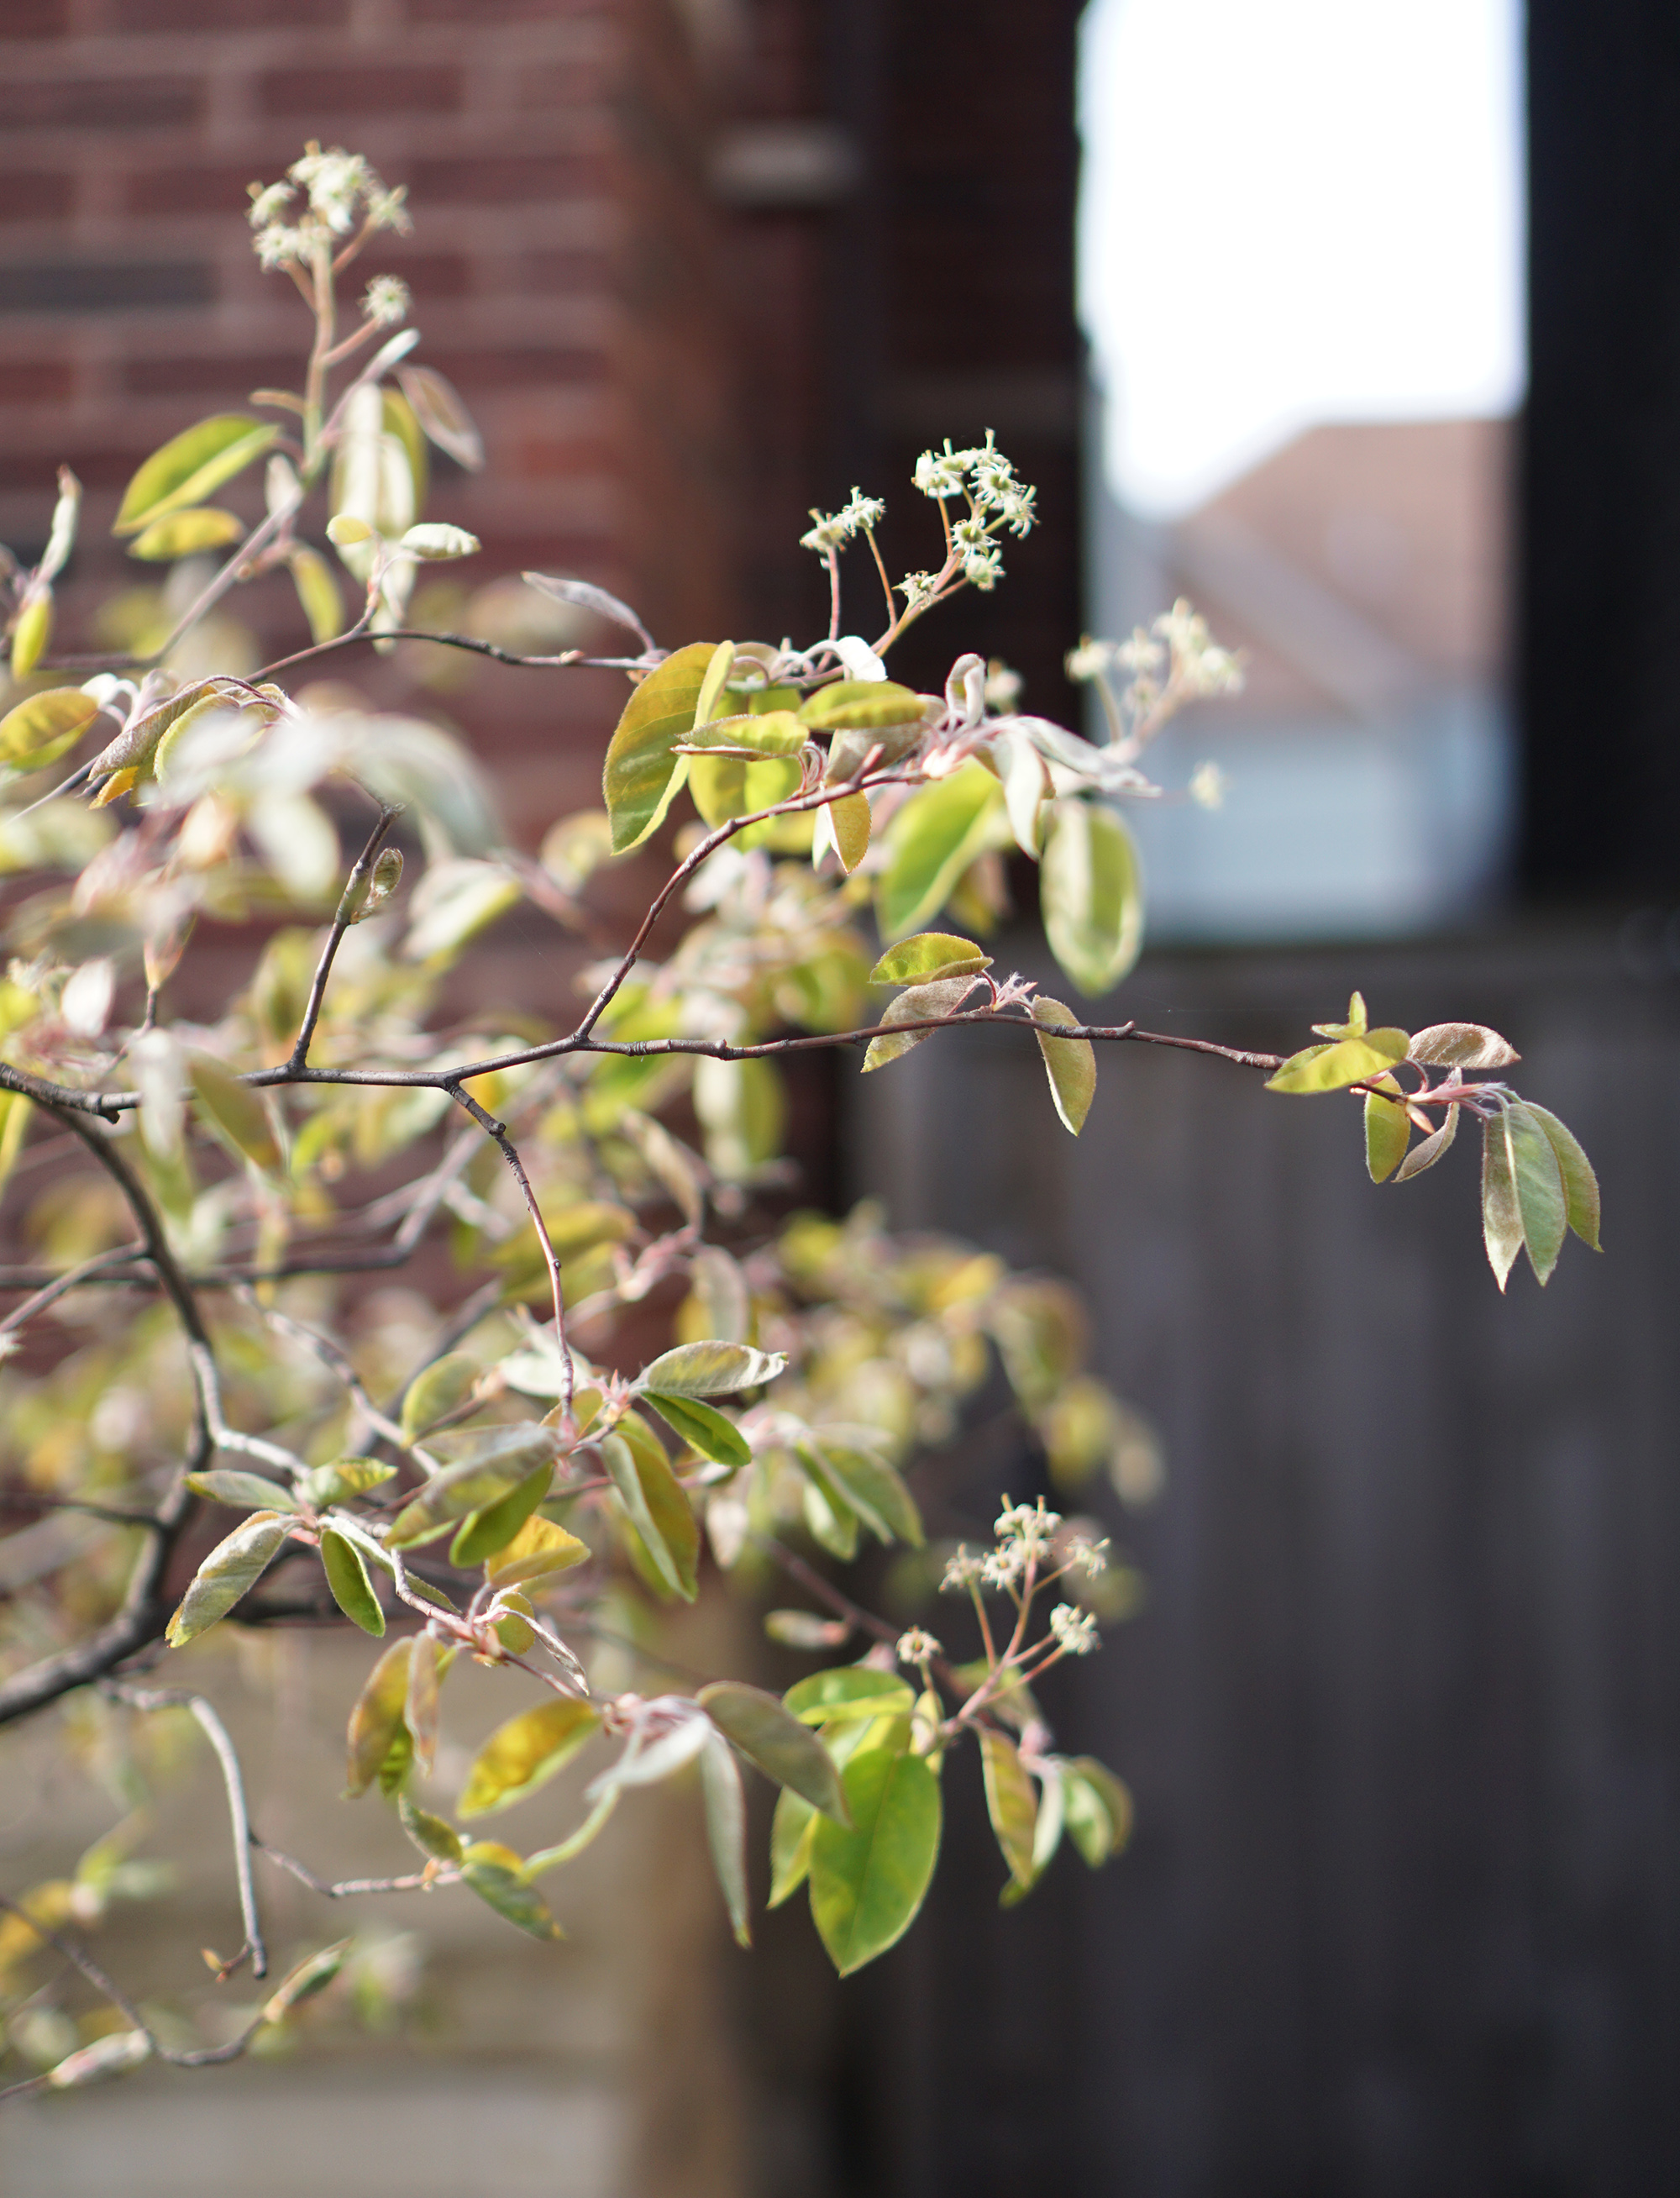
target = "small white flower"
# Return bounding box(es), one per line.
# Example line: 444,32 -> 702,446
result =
254,223 -> 307,270
1048,1602 -> 1100,1655
366,185 -> 412,234
291,145 -> 370,234
912,443 -> 968,499
984,658 -> 1022,712
1115,627 -> 1165,675
1064,637 -> 1117,683
1189,760 -> 1227,811
981,1541 -> 1027,1589
1064,1532 -> 1110,1577
963,545 -> 1004,591
995,1494 -> 1062,1559
840,487 -> 886,534
362,273 -> 411,327
940,1544 -> 984,1591
952,515 -> 988,551
800,509 -> 848,555
247,180 -> 295,229
896,1627 -> 942,1665
897,571 -> 940,610
1000,483 -> 1037,537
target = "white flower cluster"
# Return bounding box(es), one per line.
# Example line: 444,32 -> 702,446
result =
896,1627 -> 942,1666
249,143 -> 411,274
362,274 -> 412,328
1048,1602 -> 1100,1655
907,432 -> 1035,594
800,487 -> 887,555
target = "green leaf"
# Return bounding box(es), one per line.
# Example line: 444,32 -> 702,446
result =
769,1787 -> 817,1906
10,592 -> 50,680
601,641 -> 716,853
1505,1101 -> 1568,1284
692,639 -> 738,733
1000,1755 -> 1065,1906
861,974 -> 983,1072
801,1473 -> 858,1560
319,1528 -> 386,1636
979,1727 -> 1038,1891
697,1681 -> 850,1822
449,1460 -> 553,1568
868,932 -> 990,986
810,1740 -> 942,1975
188,1052 -> 281,1173
601,1428 -> 701,1600
287,546 -> 344,643
784,1668 -> 915,1725
458,1699 -> 601,1818
127,506 -> 244,561
1480,1107 -> 1524,1289
701,1730 -> 752,1948
386,1428 -> 561,1549
821,788 -> 872,871
397,362 -> 484,471
1040,800 -> 1144,999
165,1511 -> 291,1646
1364,1089 -> 1411,1182
641,1391 -> 751,1470
113,414 -> 277,535
1408,1022 -> 1519,1069
634,1340 -> 787,1398
344,1639 -> 413,1797
399,1353 -> 480,1439
798,680 -> 927,732
0,687 -> 102,770
260,1938 -> 354,2025
875,762 -> 1007,939
1267,1031 -> 1410,1093
459,1842 -> 564,1939
1311,991 -> 1369,1039
185,1469 -> 300,1512
397,1795 -> 463,1864
1059,1757 -> 1132,1867
798,1436 -> 922,1546
1031,995 -> 1096,1134
404,1633 -> 442,1775
1523,1103 -> 1602,1250
305,1457 -> 396,1507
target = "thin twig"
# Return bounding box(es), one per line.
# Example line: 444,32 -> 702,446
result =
289,805 -> 402,1071
444,1083 -> 572,1417
250,1836 -> 448,1901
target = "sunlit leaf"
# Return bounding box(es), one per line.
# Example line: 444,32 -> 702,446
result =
1395,1102 -> 1460,1181
820,787 -> 872,871
979,1727 -> 1038,1892
165,1511 -> 291,1646
1364,1090 -> 1410,1182
486,1513 -> 590,1591
601,1427 -> 701,1599
458,1699 -> 601,1819
701,1730 -> 752,1948
0,688 -> 102,771
798,1435 -> 922,1546
769,1786 -> 817,1907
344,1639 -> 413,1797
127,507 -> 244,561
1031,995 -> 1096,1134
402,858 -> 520,964
1267,1031 -> 1409,1094
810,1738 -> 942,1975
449,1460 -> 553,1567
784,1668 -> 915,1725
400,1353 -> 480,1438
641,1391 -> 751,1470
113,414 -> 277,535
1524,1102 -> 1601,1250
875,762 -> 1007,939
397,364 -> 485,471
306,1458 -> 396,1507
1039,800 -> 1144,999
319,1528 -> 385,1636
635,1340 -> 786,1397
1408,1022 -> 1520,1070
697,1681 -> 850,1822
798,679 -> 927,732
386,1428 -> 561,1549
868,932 -> 990,986
459,1842 -> 564,1939
601,641 -> 715,853
522,571 -> 652,651
287,545 -> 344,643
585,1707 -> 711,1800
10,591 -> 50,680
1505,1101 -> 1568,1284
45,2031 -> 152,2088
185,1469 -> 300,1512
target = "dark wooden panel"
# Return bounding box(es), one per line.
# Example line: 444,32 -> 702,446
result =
843,927 -> 1680,2198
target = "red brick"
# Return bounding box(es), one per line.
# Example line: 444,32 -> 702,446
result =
110,0 -> 346,26
0,360 -> 69,404
407,0 -> 596,19
125,165 -> 281,219
122,351 -> 299,397
0,0 -> 66,35
257,66 -> 464,118
378,251 -> 472,300
413,344 -> 604,390
516,250 -> 612,297
0,79 -> 202,130
0,172 -> 75,223
410,155 -> 606,205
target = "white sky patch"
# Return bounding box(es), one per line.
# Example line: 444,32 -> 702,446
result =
1079,0 -> 1525,518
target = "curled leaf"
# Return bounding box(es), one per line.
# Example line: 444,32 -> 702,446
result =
459,1699 -> 601,1819
261,1938 -> 353,2024
185,1469 -> 299,1512
113,414 -> 277,535
701,1729 -> 752,1947
634,1340 -> 786,1398
861,974 -> 983,1072
1408,1022 -> 1519,1070
320,1528 -> 385,1637
1031,995 -> 1096,1135
1364,1089 -> 1410,1182
344,1638 -> 413,1798
165,1512 -> 291,1646
459,1843 -> 564,1940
